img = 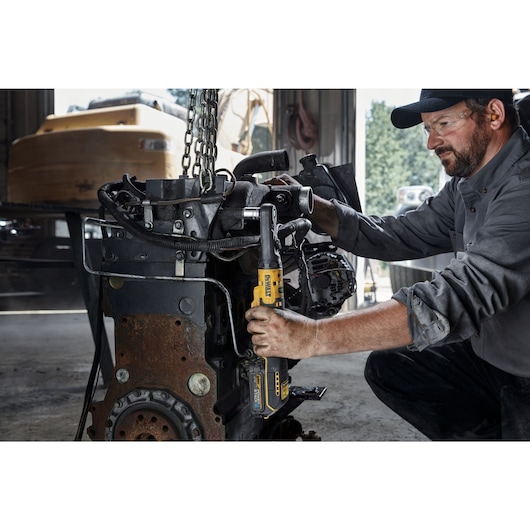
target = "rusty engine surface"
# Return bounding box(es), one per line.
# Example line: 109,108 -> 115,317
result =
80,150 -> 358,440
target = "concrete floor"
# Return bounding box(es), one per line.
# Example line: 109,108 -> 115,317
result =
0,262 -> 429,441
0,307 -> 427,442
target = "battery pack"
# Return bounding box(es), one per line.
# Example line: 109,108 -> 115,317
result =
249,356 -> 289,418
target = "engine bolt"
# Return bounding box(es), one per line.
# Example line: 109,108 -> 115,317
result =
188,373 -> 211,397
116,368 -> 130,383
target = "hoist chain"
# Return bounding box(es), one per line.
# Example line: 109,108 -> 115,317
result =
181,89 -> 219,194
181,89 -> 197,178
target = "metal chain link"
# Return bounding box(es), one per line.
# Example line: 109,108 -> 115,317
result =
192,95 -> 205,180
181,89 -> 219,194
181,89 -> 197,178
198,89 -> 218,193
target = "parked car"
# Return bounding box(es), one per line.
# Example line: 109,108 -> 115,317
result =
395,184 -> 435,216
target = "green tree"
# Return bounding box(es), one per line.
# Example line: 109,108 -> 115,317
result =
397,124 -> 440,189
167,88 -> 194,107
365,101 -> 441,215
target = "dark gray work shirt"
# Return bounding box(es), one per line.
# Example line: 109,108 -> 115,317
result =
333,128 -> 530,377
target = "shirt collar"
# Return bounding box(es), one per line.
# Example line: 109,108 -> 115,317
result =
458,127 -> 530,192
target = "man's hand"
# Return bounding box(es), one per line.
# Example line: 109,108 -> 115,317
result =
266,174 -> 340,239
246,299 -> 413,360
245,305 -> 318,360
264,174 -> 300,187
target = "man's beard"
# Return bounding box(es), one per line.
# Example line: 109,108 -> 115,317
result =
436,122 -> 490,178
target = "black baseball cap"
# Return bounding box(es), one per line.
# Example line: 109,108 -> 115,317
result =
391,89 -> 514,129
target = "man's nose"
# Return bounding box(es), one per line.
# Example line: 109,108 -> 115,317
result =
426,129 -> 443,150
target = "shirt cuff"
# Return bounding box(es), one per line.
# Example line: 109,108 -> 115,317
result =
393,288 -> 450,350
330,199 -> 359,252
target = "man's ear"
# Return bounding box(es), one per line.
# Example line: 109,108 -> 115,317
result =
488,99 -> 505,129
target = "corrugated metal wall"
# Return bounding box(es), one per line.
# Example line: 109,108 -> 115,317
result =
273,89 -> 356,173
0,89 -> 54,201
273,89 -> 360,308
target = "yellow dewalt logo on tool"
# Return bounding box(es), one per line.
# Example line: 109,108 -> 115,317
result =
252,269 -> 283,308
265,274 -> 272,298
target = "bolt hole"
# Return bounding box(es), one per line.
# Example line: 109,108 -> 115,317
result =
175,320 -> 182,326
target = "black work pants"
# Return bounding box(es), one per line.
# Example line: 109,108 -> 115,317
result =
364,340 -> 530,440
